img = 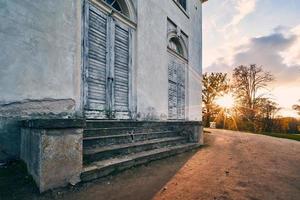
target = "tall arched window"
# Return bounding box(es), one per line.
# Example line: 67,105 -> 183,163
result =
167,36 -> 187,120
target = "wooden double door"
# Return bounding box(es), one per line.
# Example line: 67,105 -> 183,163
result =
83,2 -> 132,119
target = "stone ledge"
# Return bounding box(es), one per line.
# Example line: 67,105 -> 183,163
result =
86,120 -> 202,126
22,119 -> 86,129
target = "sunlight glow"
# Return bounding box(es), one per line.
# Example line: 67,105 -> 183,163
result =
216,94 -> 234,108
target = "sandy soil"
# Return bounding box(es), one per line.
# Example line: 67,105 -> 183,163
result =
153,129 -> 300,200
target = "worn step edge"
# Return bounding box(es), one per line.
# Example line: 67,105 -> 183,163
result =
81,143 -> 200,182
84,128 -> 172,134
84,127 -> 142,131
84,126 -> 173,130
83,131 -> 178,140
85,121 -> 176,128
83,136 -> 185,155
85,121 -> 196,129
83,127 -> 172,137
83,137 -> 187,165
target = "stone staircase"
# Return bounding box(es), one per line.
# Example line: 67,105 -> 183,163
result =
81,121 -> 201,182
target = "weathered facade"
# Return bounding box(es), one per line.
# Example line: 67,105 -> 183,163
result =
0,0 -> 204,192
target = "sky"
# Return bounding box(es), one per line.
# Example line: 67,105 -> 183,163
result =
202,0 -> 300,118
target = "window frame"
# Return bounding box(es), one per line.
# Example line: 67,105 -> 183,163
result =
104,0 -> 126,17
172,0 -> 189,18
82,0 -> 135,119
167,35 -> 188,62
177,0 -> 186,10
88,0 -> 137,28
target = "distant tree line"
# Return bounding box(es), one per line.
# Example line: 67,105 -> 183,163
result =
202,64 -> 300,134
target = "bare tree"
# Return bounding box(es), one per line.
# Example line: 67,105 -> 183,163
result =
232,64 -> 274,131
202,73 -> 229,127
292,100 -> 300,115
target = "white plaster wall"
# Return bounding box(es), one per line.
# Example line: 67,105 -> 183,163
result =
136,0 -> 202,120
188,0 -> 203,121
0,0 -> 82,113
0,0 -> 202,159
0,0 -> 202,120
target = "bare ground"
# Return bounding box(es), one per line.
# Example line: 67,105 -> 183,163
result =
154,129 -> 300,200
1,129 -> 299,200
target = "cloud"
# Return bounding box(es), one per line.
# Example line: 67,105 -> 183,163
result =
204,58 -> 232,74
203,0 -> 259,68
226,0 -> 257,27
205,27 -> 300,84
280,25 -> 300,66
233,32 -> 300,84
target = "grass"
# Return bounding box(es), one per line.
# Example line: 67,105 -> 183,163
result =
205,128 -> 300,142
260,132 -> 300,141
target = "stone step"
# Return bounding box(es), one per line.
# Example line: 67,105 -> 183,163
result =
84,126 -> 171,138
83,131 -> 180,148
85,120 -> 189,129
86,121 -> 160,128
81,143 -> 200,182
83,136 -> 187,164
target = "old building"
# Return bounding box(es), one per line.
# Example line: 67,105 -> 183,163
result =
0,0 -> 206,192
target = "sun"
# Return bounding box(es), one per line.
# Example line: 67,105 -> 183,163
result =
216,94 -> 234,108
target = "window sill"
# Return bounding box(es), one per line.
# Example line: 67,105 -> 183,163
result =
172,0 -> 190,19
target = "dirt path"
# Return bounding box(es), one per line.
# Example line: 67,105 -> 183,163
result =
153,129 -> 300,200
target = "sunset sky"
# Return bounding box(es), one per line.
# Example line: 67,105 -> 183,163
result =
202,0 -> 300,117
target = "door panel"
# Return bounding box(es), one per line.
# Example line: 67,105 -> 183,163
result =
114,23 -> 130,119
85,4 -> 108,118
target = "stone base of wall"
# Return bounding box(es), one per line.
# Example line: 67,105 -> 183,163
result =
179,121 -> 204,144
20,119 -> 202,192
20,119 -> 85,193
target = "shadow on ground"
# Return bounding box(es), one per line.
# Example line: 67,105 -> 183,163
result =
0,147 -> 203,200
